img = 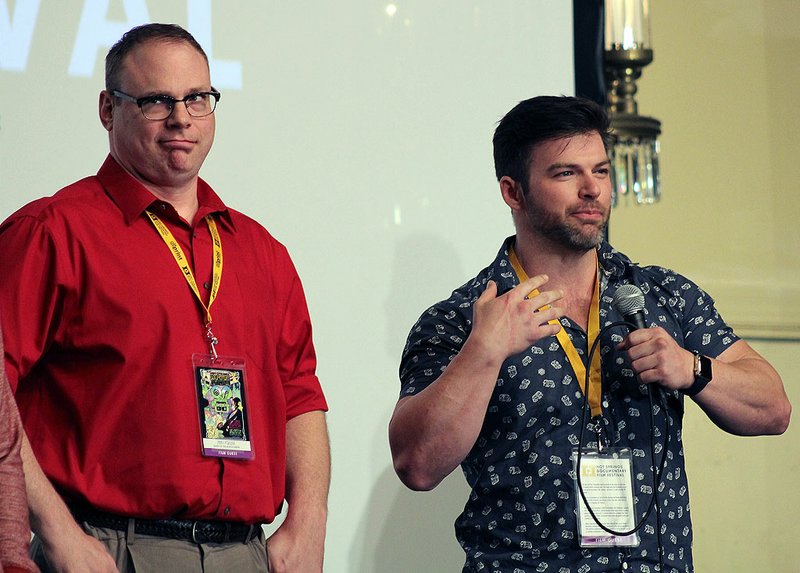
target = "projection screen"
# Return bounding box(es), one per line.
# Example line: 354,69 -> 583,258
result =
1,2 -> 575,570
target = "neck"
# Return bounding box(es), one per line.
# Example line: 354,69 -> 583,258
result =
111,154 -> 201,223
513,235 -> 598,330
148,185 -> 200,223
514,237 -> 597,288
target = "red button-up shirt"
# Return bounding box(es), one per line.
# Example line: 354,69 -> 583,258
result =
0,156 -> 327,523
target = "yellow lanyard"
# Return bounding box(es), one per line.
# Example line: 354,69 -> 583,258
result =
508,245 -> 603,417
145,210 -> 224,357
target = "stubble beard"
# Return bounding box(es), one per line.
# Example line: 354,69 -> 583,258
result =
527,203 -> 609,252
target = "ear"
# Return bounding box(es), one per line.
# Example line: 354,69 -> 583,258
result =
99,90 -> 114,131
499,176 -> 525,211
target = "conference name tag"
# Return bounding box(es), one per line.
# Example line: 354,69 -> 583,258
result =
193,354 -> 254,460
571,448 -> 639,548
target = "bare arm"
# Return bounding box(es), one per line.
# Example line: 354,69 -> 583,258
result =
621,332 -> 790,435
690,340 -> 790,434
267,410 -> 330,573
21,435 -> 119,573
389,276 -> 563,491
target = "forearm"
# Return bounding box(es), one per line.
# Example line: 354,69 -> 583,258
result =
693,343 -> 791,436
389,336 -> 504,491
283,410 -> 330,527
21,435 -> 85,546
266,410 -> 330,573
21,429 -> 151,572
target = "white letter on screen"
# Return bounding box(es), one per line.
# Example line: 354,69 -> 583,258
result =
188,0 -> 242,90
0,0 -> 42,72
68,0 -> 150,78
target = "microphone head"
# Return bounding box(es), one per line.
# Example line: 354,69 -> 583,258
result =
612,284 -> 645,317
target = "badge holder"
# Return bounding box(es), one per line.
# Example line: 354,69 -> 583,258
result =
194,354 -> 254,460
571,447 -> 639,548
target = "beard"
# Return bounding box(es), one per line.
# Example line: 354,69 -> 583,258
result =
525,200 -> 609,251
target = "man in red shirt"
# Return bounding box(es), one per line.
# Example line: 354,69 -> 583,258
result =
0,23 -> 329,573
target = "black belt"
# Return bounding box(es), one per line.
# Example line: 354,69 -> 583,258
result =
71,507 -> 262,544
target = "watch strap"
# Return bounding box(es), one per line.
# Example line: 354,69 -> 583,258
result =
684,352 -> 712,396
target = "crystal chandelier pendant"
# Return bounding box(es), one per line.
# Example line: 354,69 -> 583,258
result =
604,0 -> 661,206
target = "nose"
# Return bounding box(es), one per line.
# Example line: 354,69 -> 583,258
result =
166,101 -> 192,127
579,173 -> 602,199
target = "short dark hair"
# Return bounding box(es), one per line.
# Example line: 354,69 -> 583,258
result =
105,23 -> 208,92
492,96 -> 611,185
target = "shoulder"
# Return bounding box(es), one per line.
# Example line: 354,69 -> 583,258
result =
601,242 -> 709,301
603,243 -> 737,353
5,176 -> 104,221
636,264 -> 710,309
1,176 -> 108,245
223,208 -> 293,260
218,209 -> 312,300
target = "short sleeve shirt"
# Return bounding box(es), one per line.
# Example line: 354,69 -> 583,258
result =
0,156 -> 328,523
399,237 -> 738,573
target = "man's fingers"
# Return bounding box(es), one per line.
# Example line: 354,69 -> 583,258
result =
531,306 -> 564,339
515,274 -> 550,299
477,280 -> 498,303
533,305 -> 563,325
518,275 -> 564,313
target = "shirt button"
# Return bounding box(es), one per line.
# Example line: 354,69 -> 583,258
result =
203,282 -> 211,289
224,506 -> 231,516
159,203 -> 167,210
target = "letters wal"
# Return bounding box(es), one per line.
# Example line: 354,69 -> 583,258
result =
1,0 -> 242,90
0,0 -> 40,71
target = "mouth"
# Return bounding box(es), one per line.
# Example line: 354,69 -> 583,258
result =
569,201 -> 607,222
160,139 -> 195,151
570,209 -> 605,223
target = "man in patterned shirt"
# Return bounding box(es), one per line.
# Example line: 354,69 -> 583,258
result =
389,96 -> 790,573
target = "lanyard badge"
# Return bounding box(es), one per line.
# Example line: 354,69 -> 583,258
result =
571,448 -> 639,548
510,244 -> 638,546
193,354 -> 253,459
147,210 -> 254,460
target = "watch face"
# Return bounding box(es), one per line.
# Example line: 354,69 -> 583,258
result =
698,355 -> 712,381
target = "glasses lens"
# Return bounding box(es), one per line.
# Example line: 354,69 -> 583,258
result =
140,97 -> 173,120
186,93 -> 217,117
184,94 -> 214,117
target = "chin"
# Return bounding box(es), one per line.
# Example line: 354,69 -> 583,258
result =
567,226 -> 606,250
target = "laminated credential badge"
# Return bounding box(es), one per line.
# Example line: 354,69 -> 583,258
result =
194,354 -> 254,460
571,448 -> 639,548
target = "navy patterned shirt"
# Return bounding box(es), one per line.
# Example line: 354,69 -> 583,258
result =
399,237 -> 738,573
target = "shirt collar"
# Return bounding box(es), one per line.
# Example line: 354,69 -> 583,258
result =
494,236 -> 629,289
597,240 -> 630,281
97,154 -> 234,230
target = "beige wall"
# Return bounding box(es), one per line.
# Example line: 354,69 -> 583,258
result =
610,2 -> 799,570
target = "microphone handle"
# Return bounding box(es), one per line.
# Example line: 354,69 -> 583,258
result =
626,311 -> 647,331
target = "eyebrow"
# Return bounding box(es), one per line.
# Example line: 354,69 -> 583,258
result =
546,159 -> 610,173
138,87 -> 212,98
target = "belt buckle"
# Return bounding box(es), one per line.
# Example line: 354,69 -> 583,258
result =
191,521 -> 200,544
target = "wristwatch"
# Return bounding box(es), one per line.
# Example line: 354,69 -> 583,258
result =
684,351 -> 712,396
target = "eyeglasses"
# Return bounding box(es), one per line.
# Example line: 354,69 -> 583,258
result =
112,89 -> 221,120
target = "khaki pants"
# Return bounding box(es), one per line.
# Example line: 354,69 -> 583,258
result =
32,521 -> 270,573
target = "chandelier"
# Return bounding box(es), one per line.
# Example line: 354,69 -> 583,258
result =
604,0 -> 661,205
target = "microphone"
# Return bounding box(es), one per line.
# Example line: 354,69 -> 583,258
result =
612,284 -> 647,330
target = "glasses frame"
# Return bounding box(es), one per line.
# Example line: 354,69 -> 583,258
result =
112,89 -> 221,120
